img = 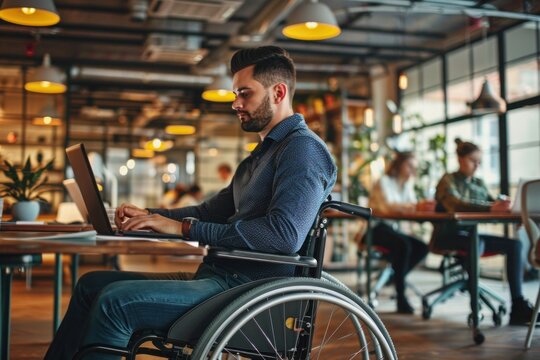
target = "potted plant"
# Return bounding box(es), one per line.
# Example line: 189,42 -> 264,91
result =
0,157 -> 55,221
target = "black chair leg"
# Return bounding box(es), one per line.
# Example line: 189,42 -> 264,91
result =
1,266 -> 13,360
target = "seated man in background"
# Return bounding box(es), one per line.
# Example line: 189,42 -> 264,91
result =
433,138 -> 539,326
44,46 -> 337,360
368,151 -> 432,313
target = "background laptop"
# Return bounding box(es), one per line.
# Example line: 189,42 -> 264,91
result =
66,143 -> 182,239
63,178 -> 89,222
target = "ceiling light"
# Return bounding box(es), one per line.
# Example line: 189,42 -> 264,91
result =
119,165 -> 128,176
165,125 -> 196,135
392,114 -> 403,134
398,73 -> 408,90
470,79 -> 506,115
144,138 -> 174,152
364,107 -> 374,127
202,75 -> 235,102
467,19 -> 506,115
0,0 -> 60,26
25,53 -> 66,94
131,148 -> 154,158
282,0 -> 341,41
126,159 -> 136,169
32,97 -> 61,126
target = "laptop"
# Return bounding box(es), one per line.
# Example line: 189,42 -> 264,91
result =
66,143 -> 182,239
63,178 -> 90,222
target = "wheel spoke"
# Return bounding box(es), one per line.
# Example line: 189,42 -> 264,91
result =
248,315 -> 284,359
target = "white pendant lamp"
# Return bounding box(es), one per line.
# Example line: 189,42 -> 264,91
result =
282,0 -> 341,41
25,53 -> 66,94
0,0 -> 60,26
202,75 -> 235,102
470,78 -> 506,115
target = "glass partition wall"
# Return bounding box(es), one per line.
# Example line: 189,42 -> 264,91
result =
397,21 -> 540,199
393,21 -> 539,274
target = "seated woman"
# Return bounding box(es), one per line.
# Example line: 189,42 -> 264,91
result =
433,138 -> 539,326
368,151 -> 431,314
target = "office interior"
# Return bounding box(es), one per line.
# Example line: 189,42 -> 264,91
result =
0,0 -> 539,359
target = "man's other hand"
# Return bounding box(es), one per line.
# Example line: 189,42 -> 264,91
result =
120,213 -> 183,236
115,203 -> 149,229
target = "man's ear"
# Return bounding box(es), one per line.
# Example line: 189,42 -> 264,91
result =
272,83 -> 287,104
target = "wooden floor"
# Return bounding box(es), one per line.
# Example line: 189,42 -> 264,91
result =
7,255 -> 540,359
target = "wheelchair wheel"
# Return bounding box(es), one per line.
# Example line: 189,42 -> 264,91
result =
192,278 -> 397,360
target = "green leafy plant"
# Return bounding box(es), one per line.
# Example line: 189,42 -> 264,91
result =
0,157 -> 55,201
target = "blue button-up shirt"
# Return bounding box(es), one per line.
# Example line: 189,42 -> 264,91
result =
151,113 -> 337,279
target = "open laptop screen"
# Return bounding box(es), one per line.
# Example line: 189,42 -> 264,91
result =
66,143 -> 115,235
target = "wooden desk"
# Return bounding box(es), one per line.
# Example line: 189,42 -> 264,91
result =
0,232 -> 206,360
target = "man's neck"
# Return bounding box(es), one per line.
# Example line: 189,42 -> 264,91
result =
258,107 -> 294,141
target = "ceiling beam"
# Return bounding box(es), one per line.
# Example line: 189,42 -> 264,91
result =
276,39 -> 439,54
0,30 -> 144,46
71,79 -> 205,92
53,22 -> 230,40
269,47 -> 426,62
55,1 -> 130,14
0,53 -> 192,73
341,25 -> 446,39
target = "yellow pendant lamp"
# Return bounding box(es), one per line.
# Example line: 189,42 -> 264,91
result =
25,53 -> 66,94
0,0 -> 60,26
282,0 -> 341,41
202,75 -> 235,102
32,97 -> 62,126
165,125 -> 196,135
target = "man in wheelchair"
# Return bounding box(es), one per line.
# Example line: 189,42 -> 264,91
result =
44,46 -> 339,359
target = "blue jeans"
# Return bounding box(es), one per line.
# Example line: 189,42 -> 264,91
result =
44,262 -> 250,360
372,223 -> 429,298
456,232 -> 524,301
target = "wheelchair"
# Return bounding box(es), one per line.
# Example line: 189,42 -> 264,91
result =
74,201 -> 397,359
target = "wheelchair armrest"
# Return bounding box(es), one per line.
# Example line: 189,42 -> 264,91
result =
208,248 -> 318,268
321,201 -> 372,220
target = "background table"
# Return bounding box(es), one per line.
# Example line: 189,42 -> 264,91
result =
360,211 -> 522,345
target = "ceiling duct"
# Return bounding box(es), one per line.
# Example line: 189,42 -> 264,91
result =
80,106 -> 117,120
130,0 -> 149,22
142,21 -> 208,64
148,0 -> 242,23
142,33 -> 208,64
196,0 -> 300,72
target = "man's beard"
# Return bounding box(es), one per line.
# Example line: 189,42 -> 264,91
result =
239,94 -> 273,133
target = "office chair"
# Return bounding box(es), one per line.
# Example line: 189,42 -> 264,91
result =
357,243 -> 423,308
421,243 -> 507,326
74,201 -> 398,360
521,179 -> 540,349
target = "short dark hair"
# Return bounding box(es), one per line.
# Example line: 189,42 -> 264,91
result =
386,151 -> 415,178
455,138 -> 480,157
230,46 -> 296,100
